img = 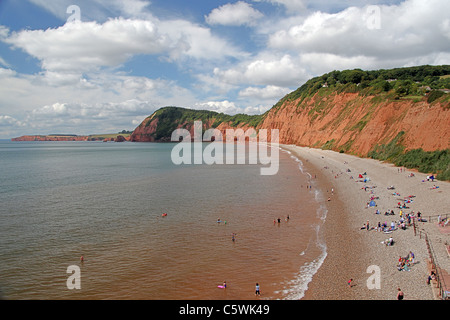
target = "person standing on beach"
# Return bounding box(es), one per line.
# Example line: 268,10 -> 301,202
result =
409,251 -> 415,264
397,288 -> 404,300
255,283 -> 261,296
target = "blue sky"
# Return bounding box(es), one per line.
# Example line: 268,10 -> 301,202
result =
0,0 -> 449,138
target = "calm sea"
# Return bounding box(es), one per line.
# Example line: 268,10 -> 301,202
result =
0,141 -> 327,300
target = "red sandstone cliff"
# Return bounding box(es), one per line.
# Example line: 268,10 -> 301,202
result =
129,92 -> 449,156
257,92 -> 450,156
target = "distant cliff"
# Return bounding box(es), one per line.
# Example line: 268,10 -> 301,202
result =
12,134 -> 130,142
12,135 -> 89,142
130,107 -> 263,142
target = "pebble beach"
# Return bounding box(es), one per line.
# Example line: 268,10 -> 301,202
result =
281,145 -> 450,300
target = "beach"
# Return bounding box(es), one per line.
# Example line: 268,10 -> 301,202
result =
281,145 -> 450,300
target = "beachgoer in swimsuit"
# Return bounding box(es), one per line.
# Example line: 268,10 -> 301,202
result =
397,288 -> 404,300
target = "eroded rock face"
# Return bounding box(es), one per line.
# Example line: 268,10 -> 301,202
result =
114,135 -> 127,142
128,91 -> 449,156
257,92 -> 450,155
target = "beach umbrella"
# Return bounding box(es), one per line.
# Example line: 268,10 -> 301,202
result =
369,200 -> 377,207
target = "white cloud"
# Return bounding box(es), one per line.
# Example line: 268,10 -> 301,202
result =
193,100 -> 240,114
0,67 -> 16,77
0,65 -> 201,136
268,0 -> 450,61
24,99 -> 159,134
239,85 -> 291,99
205,1 -> 264,26
243,104 -> 271,115
0,115 -> 26,127
2,16 -> 247,82
212,53 -> 309,87
4,18 -> 173,74
158,19 -> 248,62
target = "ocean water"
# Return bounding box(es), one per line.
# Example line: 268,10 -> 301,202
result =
0,141 -> 327,300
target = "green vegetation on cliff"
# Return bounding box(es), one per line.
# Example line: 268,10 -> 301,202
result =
368,132 -> 450,181
273,65 -> 450,110
145,106 -> 264,140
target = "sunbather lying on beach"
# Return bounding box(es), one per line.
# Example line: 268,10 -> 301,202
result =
383,237 -> 394,246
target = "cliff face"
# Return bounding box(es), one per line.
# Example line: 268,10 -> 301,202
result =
129,107 -> 259,142
130,92 -> 449,156
130,115 -> 255,142
258,92 -> 450,155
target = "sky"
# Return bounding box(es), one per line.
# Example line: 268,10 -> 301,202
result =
0,0 -> 449,138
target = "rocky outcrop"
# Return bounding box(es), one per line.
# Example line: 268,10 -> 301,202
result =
114,135 -> 127,142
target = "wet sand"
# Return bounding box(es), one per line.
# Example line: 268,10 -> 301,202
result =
281,145 -> 450,300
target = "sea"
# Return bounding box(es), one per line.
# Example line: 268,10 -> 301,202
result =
0,140 -> 327,300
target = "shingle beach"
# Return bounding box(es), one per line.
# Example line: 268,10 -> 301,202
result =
281,145 -> 449,300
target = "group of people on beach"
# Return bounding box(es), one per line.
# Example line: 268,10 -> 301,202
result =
397,251 -> 415,271
215,217 -> 265,297
356,168 -> 427,299
274,215 -> 290,224
218,280 -> 262,296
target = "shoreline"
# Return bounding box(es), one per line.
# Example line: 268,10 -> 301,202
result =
281,145 -> 449,300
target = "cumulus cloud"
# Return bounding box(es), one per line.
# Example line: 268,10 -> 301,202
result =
4,18 -> 174,74
23,99 -> 159,134
239,85 -> 291,99
0,115 -> 26,127
205,1 -> 264,26
268,0 -> 450,62
2,16 -> 247,80
193,100 -> 240,114
243,104 -> 272,115
158,19 -> 248,62
0,65 -> 201,136
212,53 -> 309,87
